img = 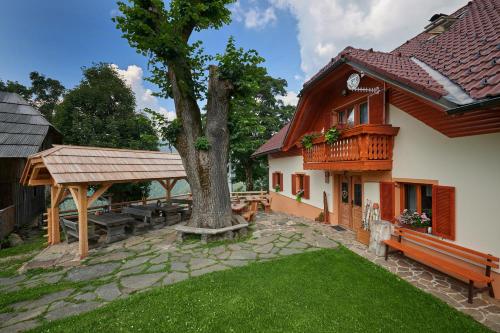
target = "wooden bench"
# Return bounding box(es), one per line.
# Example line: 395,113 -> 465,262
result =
59,217 -> 99,243
384,227 -> 499,303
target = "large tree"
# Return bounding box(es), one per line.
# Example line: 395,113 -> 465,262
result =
229,76 -> 295,191
53,63 -> 159,201
115,0 -> 269,229
0,72 -> 65,121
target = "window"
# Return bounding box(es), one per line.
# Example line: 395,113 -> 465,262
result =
359,102 -> 368,124
346,107 -> 355,127
354,183 -> 362,206
292,173 -> 310,199
272,172 -> 283,191
341,181 -> 349,203
401,183 -> 433,219
338,110 -> 346,125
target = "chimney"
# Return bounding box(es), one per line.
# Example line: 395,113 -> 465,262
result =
424,13 -> 458,35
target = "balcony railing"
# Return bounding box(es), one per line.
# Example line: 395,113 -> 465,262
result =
302,125 -> 399,171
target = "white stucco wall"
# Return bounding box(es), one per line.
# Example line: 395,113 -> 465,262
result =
363,182 -> 380,207
268,155 -> 334,211
390,104 -> 500,258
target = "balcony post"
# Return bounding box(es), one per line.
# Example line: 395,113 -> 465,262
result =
359,134 -> 369,161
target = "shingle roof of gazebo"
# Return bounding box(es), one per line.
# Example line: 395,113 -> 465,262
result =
21,145 -> 186,186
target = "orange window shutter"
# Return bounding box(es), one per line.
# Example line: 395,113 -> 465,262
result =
279,173 -> 284,191
380,182 -> 395,221
272,172 -> 277,189
432,185 -> 456,240
303,175 -> 310,199
291,174 -> 297,195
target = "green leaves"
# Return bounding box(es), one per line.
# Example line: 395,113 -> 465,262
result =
194,136 -> 211,151
324,127 -> 340,145
53,63 -> 159,201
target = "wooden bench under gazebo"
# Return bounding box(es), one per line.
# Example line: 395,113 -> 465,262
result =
20,145 -> 187,259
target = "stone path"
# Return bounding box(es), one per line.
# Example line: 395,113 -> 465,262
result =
0,212 -> 499,332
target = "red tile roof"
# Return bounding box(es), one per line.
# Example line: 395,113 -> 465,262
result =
305,0 -> 500,101
391,0 -> 500,99
251,123 -> 290,157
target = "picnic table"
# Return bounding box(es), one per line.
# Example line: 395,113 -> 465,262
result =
231,202 -> 247,214
88,212 -> 135,243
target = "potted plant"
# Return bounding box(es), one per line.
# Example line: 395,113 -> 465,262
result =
301,134 -> 318,150
274,184 -> 281,193
324,127 -> 340,145
295,189 -> 304,203
396,209 -> 431,233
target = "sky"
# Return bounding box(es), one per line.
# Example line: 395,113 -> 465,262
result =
0,0 -> 466,118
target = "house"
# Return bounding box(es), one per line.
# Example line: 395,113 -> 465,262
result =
253,0 -> 500,297
0,91 -> 61,238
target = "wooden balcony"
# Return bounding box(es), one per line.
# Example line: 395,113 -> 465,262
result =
302,125 -> 399,171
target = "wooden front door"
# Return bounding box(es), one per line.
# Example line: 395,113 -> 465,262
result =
339,176 -> 352,229
339,175 -> 363,230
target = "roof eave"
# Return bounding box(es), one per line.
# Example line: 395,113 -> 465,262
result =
446,96 -> 500,115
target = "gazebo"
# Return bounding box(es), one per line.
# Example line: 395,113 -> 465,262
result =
20,145 -> 187,259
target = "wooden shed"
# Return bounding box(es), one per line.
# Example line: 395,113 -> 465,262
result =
21,145 -> 187,258
0,92 -> 61,238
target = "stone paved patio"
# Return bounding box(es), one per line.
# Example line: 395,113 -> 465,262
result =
0,212 -> 499,332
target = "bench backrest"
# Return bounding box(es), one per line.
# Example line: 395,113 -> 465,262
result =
395,227 -> 499,270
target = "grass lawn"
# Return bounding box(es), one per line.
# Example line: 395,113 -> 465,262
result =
31,248 -> 490,333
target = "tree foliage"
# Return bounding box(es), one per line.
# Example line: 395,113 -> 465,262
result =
114,0 -> 280,228
53,63 -> 159,201
229,75 -> 295,190
0,72 -> 65,121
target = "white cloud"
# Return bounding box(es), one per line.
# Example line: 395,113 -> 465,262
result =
279,91 -> 299,106
232,1 -> 277,29
111,64 -> 176,120
270,0 -> 466,78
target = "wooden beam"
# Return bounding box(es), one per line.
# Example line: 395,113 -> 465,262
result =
69,187 -> 81,212
28,178 -> 53,186
169,179 -> 178,191
157,180 -> 169,191
50,186 -> 64,245
88,183 -> 112,207
77,184 -> 89,259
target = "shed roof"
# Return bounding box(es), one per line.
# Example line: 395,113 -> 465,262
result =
0,91 -> 57,158
21,145 -> 186,186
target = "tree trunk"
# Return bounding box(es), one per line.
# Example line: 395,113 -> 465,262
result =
169,64 -> 233,229
244,164 -> 254,191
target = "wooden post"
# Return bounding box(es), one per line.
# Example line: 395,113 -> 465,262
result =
50,186 -> 61,244
70,184 -> 89,259
166,179 -> 171,201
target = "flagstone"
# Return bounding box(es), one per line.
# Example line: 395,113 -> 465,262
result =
45,301 -> 102,322
191,264 -> 228,277
66,262 -> 120,282
163,272 -> 189,285
95,282 -> 121,302
4,306 -> 46,327
170,261 -> 189,272
120,272 -> 166,291
120,256 -> 151,269
189,258 -> 217,270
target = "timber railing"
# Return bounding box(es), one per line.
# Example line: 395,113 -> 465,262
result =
303,124 -> 399,164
